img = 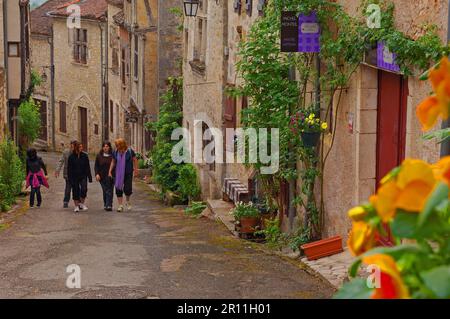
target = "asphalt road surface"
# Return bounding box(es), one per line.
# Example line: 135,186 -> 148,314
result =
0,153 -> 334,299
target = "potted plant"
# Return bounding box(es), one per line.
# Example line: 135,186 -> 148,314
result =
231,202 -> 261,234
300,236 -> 343,261
253,197 -> 277,230
290,110 -> 328,148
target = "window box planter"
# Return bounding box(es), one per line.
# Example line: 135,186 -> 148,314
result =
300,236 -> 343,261
301,131 -> 321,148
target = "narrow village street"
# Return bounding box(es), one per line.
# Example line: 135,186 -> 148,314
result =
0,153 -> 333,299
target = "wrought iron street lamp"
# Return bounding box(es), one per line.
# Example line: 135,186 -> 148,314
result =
183,0 -> 199,17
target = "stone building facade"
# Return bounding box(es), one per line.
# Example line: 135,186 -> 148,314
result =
183,0 -> 448,243
1,0 -> 31,144
30,0 -> 108,154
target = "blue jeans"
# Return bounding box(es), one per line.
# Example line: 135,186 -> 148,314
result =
64,178 -> 72,204
100,177 -> 114,208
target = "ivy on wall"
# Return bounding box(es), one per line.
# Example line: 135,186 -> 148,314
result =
232,0 -> 449,244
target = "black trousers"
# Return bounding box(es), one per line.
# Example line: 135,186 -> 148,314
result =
64,178 -> 72,204
100,177 -> 114,208
115,174 -> 133,197
72,178 -> 88,201
30,187 -> 42,207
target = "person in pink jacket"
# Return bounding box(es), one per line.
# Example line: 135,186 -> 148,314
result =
26,148 -> 49,208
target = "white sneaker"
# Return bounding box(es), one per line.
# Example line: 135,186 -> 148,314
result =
117,205 -> 124,213
125,202 -> 132,211
74,206 -> 80,213
79,204 -> 88,211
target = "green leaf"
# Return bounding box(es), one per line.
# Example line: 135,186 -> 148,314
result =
348,259 -> 362,278
391,212 -> 418,238
422,128 -> 450,143
420,266 -> 450,298
419,182 -> 449,227
333,278 -> 373,299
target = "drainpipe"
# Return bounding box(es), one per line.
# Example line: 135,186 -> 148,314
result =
3,0 -> 9,137
441,1 -> 450,157
50,29 -> 56,151
220,0 -> 228,193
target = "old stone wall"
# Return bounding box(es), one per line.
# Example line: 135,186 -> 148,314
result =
52,18 -> 104,154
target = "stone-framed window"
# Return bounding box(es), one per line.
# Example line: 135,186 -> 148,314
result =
73,28 -> 88,64
121,47 -> 127,86
133,35 -> 139,80
112,48 -> 119,74
245,0 -> 252,16
8,42 -> 20,57
234,0 -> 242,14
257,0 -> 266,15
193,17 -> 207,63
59,101 -> 67,133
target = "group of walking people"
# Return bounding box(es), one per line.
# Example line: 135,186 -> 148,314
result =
26,138 -> 138,213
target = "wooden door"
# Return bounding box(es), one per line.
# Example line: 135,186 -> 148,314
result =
376,70 -> 408,244
79,107 -> 88,151
37,99 -> 47,141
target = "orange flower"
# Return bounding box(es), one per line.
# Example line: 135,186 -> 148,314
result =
362,254 -> 410,299
433,156 -> 450,186
371,159 -> 436,222
416,57 -> 450,131
347,221 -> 377,256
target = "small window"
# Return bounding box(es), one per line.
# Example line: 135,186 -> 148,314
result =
73,28 -> 88,64
233,0 -> 242,14
59,101 -> 67,133
94,124 -> 99,135
112,48 -> 119,74
245,0 -> 253,16
134,35 -> 139,79
121,48 -> 126,85
8,42 -> 20,57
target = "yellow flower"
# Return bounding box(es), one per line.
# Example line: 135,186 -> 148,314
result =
362,254 -> 410,299
347,221 -> 377,256
309,114 -> 315,120
321,122 -> 328,130
416,57 -> 450,131
371,159 -> 436,223
348,206 -> 367,222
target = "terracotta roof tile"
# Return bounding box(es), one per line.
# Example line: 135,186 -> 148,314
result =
31,0 -> 68,36
107,0 -> 123,8
51,0 -> 107,21
31,0 -> 108,36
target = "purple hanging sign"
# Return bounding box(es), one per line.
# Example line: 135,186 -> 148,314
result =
298,12 -> 320,53
377,41 -> 400,73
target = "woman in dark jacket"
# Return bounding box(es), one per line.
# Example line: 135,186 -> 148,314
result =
26,148 -> 48,208
68,141 -> 92,213
95,141 -> 114,211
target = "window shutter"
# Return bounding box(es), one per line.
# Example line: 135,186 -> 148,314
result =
68,28 -> 74,45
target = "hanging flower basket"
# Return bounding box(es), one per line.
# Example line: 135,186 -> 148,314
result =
301,131 -> 321,148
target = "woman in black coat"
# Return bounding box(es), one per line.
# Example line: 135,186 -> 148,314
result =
67,141 -> 92,213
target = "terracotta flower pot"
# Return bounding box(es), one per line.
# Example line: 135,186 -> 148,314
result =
300,236 -> 343,261
239,217 -> 260,234
301,131 -> 321,148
